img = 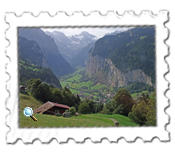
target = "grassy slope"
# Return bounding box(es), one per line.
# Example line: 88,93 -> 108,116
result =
19,92 -> 43,112
131,91 -> 154,97
19,92 -> 113,127
20,92 -> 138,127
92,114 -> 139,127
20,113 -> 114,128
60,69 -> 108,100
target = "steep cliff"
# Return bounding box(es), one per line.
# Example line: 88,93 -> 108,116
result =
86,27 -> 155,87
86,54 -> 152,87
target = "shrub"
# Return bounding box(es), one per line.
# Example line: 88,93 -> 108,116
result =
65,109 -> 69,112
102,102 -> 115,115
145,92 -> 156,126
69,107 -> 76,115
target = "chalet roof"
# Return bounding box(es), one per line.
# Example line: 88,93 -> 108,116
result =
33,101 -> 70,114
20,85 -> 25,88
50,102 -> 70,109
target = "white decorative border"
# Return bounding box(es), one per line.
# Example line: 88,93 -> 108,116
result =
5,11 -> 170,143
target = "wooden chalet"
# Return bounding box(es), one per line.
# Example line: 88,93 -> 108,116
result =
33,101 -> 70,115
20,85 -> 26,93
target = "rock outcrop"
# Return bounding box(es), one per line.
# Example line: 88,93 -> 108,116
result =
42,56 -> 50,68
86,54 -> 153,87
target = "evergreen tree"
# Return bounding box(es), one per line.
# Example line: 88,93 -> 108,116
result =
51,88 -> 63,103
83,99 -> 95,113
37,82 -> 52,103
128,100 -> 148,126
78,103 -> 91,114
30,83 -> 38,97
145,91 -> 156,126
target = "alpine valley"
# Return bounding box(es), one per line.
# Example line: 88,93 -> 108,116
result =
18,27 -> 155,103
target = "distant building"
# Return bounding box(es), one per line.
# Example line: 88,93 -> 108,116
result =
33,101 -> 70,115
106,94 -> 111,98
19,85 -> 26,93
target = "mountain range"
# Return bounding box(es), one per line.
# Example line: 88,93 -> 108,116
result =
105,29 -> 125,36
86,27 -> 155,88
18,27 -> 155,91
18,28 -> 74,77
45,31 -> 98,62
19,37 -> 50,68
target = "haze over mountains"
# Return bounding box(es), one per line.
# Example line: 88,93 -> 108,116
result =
45,31 -> 98,62
18,27 -> 155,92
19,28 -> 74,77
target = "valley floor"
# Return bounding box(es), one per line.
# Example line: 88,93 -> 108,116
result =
60,68 -> 154,104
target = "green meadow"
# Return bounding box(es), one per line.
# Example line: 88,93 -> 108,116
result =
19,92 -> 139,128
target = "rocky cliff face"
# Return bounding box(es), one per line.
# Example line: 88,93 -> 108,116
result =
86,53 -> 153,87
42,56 -> 50,68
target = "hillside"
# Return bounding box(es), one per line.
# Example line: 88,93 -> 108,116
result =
19,37 -> 50,68
86,27 -> 155,87
19,92 -> 138,127
19,58 -> 62,88
60,68 -> 154,104
18,28 -> 74,77
19,92 -> 44,112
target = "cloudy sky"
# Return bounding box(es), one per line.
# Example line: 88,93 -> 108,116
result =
42,27 -> 129,38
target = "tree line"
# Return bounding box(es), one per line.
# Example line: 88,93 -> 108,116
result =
27,78 -> 103,113
101,88 -> 156,126
26,78 -> 156,126
19,58 -> 62,88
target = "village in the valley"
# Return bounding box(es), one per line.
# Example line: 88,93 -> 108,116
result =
74,89 -> 154,105
20,83 -> 154,106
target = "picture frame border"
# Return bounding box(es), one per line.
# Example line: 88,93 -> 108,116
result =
3,8 -> 172,147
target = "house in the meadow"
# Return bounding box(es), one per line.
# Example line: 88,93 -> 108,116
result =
33,101 -> 70,115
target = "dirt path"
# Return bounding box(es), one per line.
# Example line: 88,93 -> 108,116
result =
110,118 -> 120,126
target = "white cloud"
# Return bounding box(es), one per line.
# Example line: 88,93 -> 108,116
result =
42,27 -> 130,38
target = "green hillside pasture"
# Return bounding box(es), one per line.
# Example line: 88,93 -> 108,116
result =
70,89 -> 80,94
84,93 -> 91,96
69,83 -> 80,89
19,92 -> 44,112
92,114 -> 139,127
131,93 -> 139,97
67,81 -> 93,90
33,68 -> 39,71
66,74 -> 82,82
79,81 -> 93,87
91,83 -> 107,90
60,81 -> 67,88
20,113 -> 114,128
131,91 -> 152,97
